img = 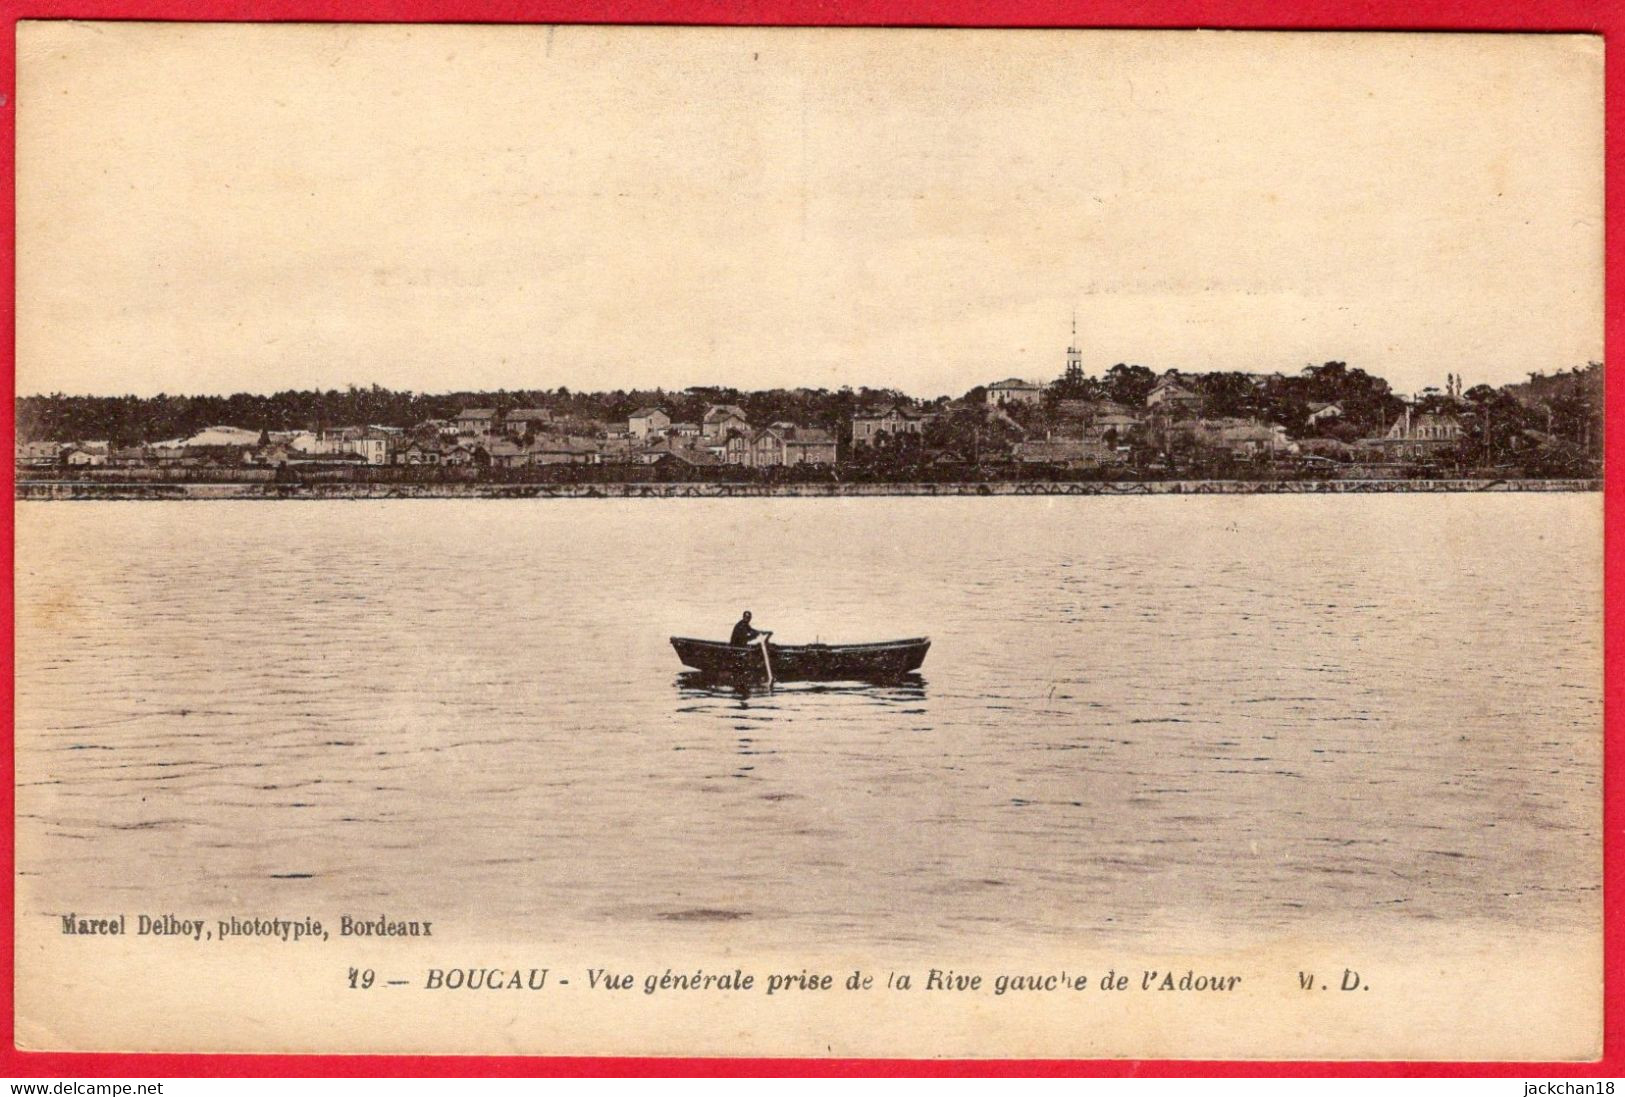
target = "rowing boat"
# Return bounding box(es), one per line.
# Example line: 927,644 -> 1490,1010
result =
669,636 -> 929,682
670,636 -> 929,682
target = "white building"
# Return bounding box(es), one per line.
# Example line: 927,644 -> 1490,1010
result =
628,407 -> 671,439
985,379 -> 1044,407
154,426 -> 263,448
353,436 -> 392,465
1306,402 -> 1344,427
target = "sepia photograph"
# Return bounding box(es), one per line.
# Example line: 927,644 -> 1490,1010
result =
10,21 -> 1606,1061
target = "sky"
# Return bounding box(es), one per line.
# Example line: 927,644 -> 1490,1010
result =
16,24 -> 1605,399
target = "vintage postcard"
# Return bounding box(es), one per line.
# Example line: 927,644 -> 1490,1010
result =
12,22 -> 1604,1059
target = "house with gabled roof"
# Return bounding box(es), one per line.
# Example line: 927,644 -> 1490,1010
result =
1360,408 -> 1462,460
1164,417 -> 1291,458
651,447 -> 722,476
851,402 -> 932,446
1306,401 -> 1344,428
628,407 -> 670,440
505,408 -> 552,437
1211,420 -> 1290,458
702,404 -> 750,440
1013,438 -> 1121,468
530,438 -> 597,465
746,424 -> 838,467
1145,374 -> 1203,414
396,440 -> 442,465
455,408 -> 499,436
488,439 -> 531,468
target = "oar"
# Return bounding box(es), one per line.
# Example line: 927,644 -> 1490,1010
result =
757,634 -> 774,687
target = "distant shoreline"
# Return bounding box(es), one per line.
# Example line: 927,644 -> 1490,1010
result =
14,478 -> 1602,500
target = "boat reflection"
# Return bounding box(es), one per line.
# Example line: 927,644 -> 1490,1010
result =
675,671 -> 928,703
673,672 -> 932,783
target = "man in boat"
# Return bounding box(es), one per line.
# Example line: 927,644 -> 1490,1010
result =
729,610 -> 770,646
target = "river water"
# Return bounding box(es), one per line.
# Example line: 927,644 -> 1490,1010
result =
14,495 -> 1602,954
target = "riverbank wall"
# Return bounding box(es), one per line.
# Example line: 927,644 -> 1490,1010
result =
15,478 -> 1602,500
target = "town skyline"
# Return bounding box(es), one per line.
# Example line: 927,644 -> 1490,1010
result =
16,356 -> 1603,487
18,24 -> 1603,401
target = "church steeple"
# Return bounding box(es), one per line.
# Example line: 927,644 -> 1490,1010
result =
1064,309 -> 1083,386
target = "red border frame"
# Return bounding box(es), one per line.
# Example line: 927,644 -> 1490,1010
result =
0,0 -> 1617,1078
